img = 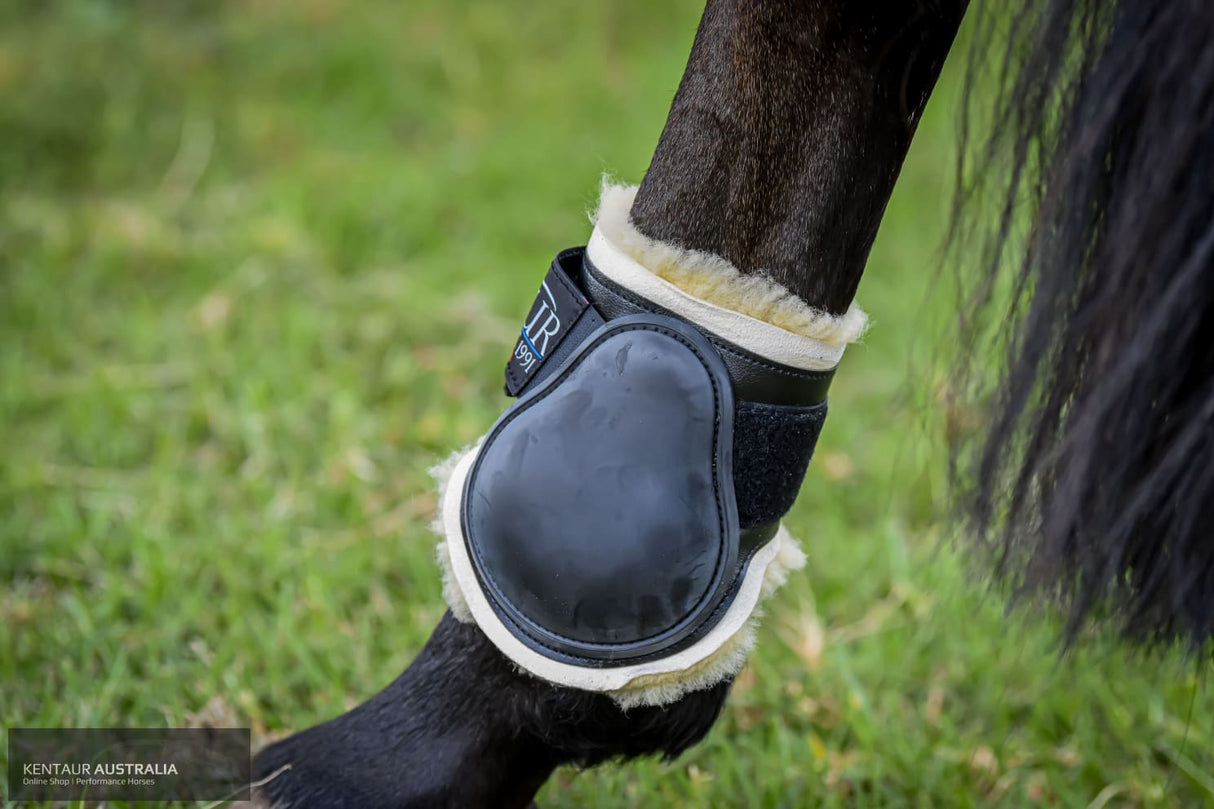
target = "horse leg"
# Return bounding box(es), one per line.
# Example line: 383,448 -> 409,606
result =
252,2 -> 963,807
632,0 -> 966,311
251,612 -> 731,808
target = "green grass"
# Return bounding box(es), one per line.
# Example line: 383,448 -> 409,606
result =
2,2 -> 1211,807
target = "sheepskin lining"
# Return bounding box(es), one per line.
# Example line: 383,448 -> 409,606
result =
591,182 -> 867,361
431,447 -> 475,624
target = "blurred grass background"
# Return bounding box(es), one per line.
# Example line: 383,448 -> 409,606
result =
1,1 -> 1211,807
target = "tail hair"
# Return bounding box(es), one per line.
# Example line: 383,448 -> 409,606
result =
953,0 -> 1214,650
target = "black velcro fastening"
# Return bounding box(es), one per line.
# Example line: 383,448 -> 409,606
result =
732,400 -> 828,528
504,254 -> 593,396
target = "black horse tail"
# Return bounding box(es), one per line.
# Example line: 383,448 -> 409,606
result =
953,0 -> 1214,650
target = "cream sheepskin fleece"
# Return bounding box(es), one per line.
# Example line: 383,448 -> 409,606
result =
430,181 -> 866,708
592,182 -> 867,349
430,447 -> 475,625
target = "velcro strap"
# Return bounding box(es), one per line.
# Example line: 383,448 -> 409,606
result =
504,254 -> 594,396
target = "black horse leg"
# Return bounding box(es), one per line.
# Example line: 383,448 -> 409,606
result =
252,3 -> 963,808
632,0 -> 966,312
252,613 -> 731,808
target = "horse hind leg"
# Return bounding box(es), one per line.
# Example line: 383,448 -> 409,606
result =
252,2 -> 963,807
251,613 -> 731,809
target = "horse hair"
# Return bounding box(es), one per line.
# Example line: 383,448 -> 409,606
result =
953,0 -> 1214,651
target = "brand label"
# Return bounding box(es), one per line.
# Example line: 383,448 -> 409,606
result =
8,728 -> 251,802
505,262 -> 590,395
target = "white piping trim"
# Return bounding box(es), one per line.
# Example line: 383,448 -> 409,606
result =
587,181 -> 868,369
585,228 -> 844,369
439,443 -> 791,696
587,229 -> 845,371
